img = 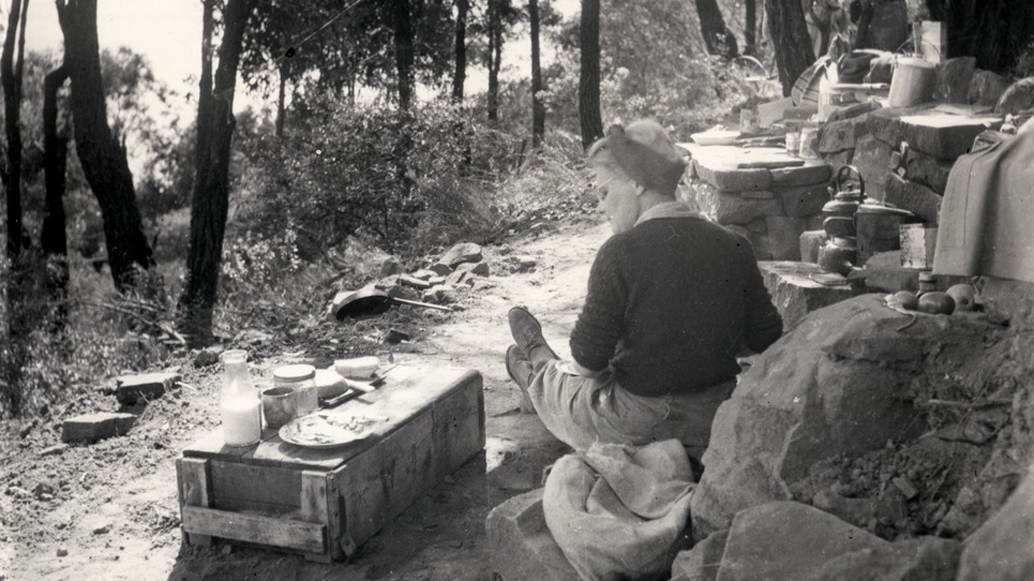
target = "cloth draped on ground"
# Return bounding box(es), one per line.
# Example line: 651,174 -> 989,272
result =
933,125 -> 1034,284
542,439 -> 695,581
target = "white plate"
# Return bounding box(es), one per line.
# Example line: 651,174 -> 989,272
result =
691,131 -> 740,146
278,414 -> 377,449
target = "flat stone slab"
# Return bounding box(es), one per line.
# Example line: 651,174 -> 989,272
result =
770,161 -> 831,187
851,135 -> 895,202
868,106 -> 1001,159
62,412 -> 137,444
885,174 -> 943,224
115,372 -> 180,405
758,261 -> 853,330
486,489 -> 580,581
775,181 -> 830,218
819,113 -> 872,153
693,161 -> 772,193
901,148 -> 955,194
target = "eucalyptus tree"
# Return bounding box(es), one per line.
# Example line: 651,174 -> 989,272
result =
2,0 -> 30,259
764,0 -> 813,96
178,0 -> 258,344
578,0 -> 602,148
56,0 -> 156,293
694,0 -> 738,57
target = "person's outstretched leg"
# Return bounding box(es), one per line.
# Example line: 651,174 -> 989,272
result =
508,306 -> 558,365
504,344 -> 537,413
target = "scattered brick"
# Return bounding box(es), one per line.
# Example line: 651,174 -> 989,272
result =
61,413 -> 137,444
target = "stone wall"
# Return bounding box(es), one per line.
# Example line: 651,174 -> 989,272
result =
818,102 -> 1002,229
682,154 -> 831,261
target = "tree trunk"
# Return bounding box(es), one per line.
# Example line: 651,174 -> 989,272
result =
177,0 -> 257,345
56,0 -> 156,292
487,0 -> 502,122
42,65 -> 70,261
452,0 -> 468,102
275,56 -> 288,137
695,0 -> 738,57
578,0 -> 603,149
530,0 -> 545,148
765,0 -> 815,97
2,0 -> 29,260
42,65 -> 70,316
745,0 -> 758,55
393,0 -> 414,111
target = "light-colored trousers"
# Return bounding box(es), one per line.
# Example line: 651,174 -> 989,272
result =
525,360 -> 735,462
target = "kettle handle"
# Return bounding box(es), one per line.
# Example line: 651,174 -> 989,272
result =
833,165 -> 866,201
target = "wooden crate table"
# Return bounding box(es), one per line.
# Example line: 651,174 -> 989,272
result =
176,365 -> 484,562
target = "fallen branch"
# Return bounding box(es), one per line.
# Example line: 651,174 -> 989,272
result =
922,398 -> 1011,409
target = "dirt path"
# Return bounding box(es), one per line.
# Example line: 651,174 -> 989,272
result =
1,220 -> 611,581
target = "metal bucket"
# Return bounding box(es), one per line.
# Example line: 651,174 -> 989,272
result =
888,57 -> 937,108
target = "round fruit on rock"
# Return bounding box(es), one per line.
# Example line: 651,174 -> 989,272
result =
893,291 -> 919,310
917,292 -> 956,315
946,283 -> 977,312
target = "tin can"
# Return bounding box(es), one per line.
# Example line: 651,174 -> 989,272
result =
799,127 -> 820,159
785,131 -> 800,156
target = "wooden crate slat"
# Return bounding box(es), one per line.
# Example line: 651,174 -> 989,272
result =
212,497 -> 301,517
176,458 -> 213,546
335,411 -> 437,547
209,460 -> 302,509
301,471 -> 331,562
181,506 -> 326,554
182,429 -> 254,461
431,372 -> 486,478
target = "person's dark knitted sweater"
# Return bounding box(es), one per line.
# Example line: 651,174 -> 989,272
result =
570,213 -> 783,397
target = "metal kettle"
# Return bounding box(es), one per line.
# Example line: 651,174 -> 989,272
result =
822,165 -> 866,217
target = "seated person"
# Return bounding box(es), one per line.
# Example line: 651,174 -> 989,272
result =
504,120 -> 783,466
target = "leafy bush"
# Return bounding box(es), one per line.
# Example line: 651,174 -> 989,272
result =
0,254 -> 173,420
232,97 -> 532,260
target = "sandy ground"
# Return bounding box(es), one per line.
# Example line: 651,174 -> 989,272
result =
1,219 -> 612,581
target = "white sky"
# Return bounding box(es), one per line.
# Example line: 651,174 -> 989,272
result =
19,0 -> 580,127
21,0 -> 579,96
24,0 -> 204,96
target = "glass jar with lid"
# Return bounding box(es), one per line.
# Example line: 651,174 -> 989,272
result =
273,364 -> 318,416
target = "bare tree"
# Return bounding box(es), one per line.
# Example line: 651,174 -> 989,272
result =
578,0 -> 603,149
744,0 -> 758,55
177,0 -> 257,344
694,0 -> 738,57
765,0 -> 815,97
452,0 -> 469,102
394,0 -> 415,111
56,0 -> 156,292
530,0 -> 545,148
41,65 -> 70,309
2,0 -> 29,259
487,0 -> 503,121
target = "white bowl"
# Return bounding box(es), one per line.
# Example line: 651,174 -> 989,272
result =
691,130 -> 741,146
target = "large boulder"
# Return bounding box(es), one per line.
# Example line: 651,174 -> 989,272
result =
996,77 -> 1034,116
437,242 -> 483,268
670,529 -> 728,581
956,467 -> 1034,581
690,295 -> 1006,537
713,502 -> 887,581
805,536 -> 961,581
